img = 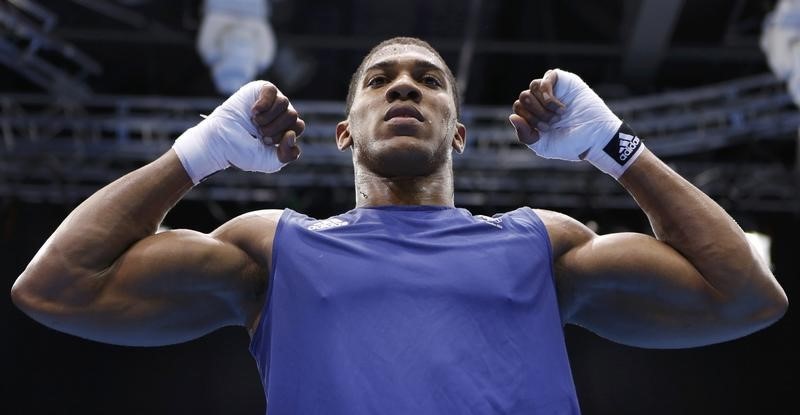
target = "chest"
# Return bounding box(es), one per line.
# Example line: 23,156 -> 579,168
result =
274,221 -> 554,309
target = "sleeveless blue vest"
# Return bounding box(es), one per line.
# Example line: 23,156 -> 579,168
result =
250,206 -> 580,414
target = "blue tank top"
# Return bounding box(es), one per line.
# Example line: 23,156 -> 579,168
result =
249,206 -> 580,414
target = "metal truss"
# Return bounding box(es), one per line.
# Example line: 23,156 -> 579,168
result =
1,73 -> 798,212
0,0 -> 101,98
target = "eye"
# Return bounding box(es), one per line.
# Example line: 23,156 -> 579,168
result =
422,75 -> 442,88
367,76 -> 387,88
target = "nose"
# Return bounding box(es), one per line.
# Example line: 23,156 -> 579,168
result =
385,74 -> 421,103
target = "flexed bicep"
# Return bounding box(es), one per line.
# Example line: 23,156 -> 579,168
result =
536,208 -> 769,349
15,229 -> 265,347
555,229 -> 787,349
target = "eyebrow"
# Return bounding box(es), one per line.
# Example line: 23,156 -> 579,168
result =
364,59 -> 446,77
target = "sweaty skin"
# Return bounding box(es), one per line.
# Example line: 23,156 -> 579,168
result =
11,44 -> 787,350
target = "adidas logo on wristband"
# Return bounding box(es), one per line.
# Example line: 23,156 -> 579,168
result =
602,123 -> 642,166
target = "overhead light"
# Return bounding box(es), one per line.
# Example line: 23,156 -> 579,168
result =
197,0 -> 276,95
745,231 -> 772,269
761,0 -> 800,107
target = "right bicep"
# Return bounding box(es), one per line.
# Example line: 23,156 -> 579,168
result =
17,229 -> 264,346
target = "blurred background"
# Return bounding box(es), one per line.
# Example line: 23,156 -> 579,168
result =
1,0 -> 797,413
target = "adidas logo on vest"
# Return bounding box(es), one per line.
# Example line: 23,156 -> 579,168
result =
308,217 -> 349,231
475,215 -> 503,229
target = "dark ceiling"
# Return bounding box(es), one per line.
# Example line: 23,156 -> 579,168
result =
0,0 -> 779,103
1,0 -> 796,217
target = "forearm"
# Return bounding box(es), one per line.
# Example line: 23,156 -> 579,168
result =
14,150 -> 193,298
619,149 -> 786,308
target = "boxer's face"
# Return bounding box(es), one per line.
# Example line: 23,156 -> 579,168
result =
337,45 -> 465,178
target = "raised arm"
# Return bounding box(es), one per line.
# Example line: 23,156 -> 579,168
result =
10,81 -> 302,346
512,70 -> 787,349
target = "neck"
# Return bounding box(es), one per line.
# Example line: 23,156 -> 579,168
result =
353,164 -> 455,208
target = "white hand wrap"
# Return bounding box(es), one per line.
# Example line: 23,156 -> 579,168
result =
528,69 -> 645,179
173,80 -> 285,185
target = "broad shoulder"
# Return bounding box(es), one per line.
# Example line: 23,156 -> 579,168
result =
529,208 -> 599,324
529,208 -> 596,259
210,209 -> 285,268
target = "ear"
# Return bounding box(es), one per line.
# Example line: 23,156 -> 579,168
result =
452,122 -> 466,154
336,120 -> 353,151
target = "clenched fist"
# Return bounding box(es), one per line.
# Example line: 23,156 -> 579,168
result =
173,81 -> 305,184
249,82 -> 304,163
509,69 -> 644,179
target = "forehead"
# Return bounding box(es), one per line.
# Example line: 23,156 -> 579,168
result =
362,44 -> 446,73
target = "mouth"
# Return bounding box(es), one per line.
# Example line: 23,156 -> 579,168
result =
384,105 -> 424,122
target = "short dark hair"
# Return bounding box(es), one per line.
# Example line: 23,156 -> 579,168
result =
345,37 -> 460,119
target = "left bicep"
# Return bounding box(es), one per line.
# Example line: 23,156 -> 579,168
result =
557,232 -> 741,349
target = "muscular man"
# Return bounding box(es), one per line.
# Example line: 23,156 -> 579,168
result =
11,37 -> 787,414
